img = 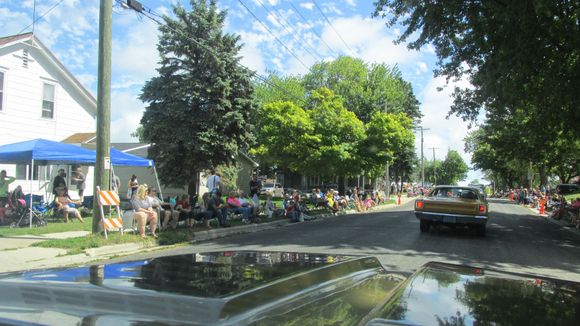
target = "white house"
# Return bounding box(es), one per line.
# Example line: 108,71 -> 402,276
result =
0,33 -> 96,198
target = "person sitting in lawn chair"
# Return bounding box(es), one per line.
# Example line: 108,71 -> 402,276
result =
54,187 -> 83,223
147,187 -> 179,231
226,191 -> 253,223
131,185 -> 158,238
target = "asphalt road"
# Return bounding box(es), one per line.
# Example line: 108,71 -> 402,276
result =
108,199 -> 580,282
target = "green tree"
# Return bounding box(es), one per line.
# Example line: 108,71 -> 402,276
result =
305,88 -> 366,178
303,56 -> 421,123
373,1 -> 580,136
139,0 -> 256,194
252,88 -> 365,179
251,101 -> 315,174
437,150 -> 468,185
254,73 -> 306,105
360,111 -> 415,179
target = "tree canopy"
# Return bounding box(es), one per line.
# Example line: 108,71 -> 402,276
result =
373,1 -> 580,137
253,57 -> 419,183
139,0 -> 256,192
424,150 -> 468,185
303,56 -> 421,123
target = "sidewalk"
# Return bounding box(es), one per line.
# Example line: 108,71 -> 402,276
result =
525,205 -> 580,237
0,198 -> 413,274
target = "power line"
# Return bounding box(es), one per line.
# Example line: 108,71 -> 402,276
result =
119,1 -> 309,106
16,0 -> 66,36
287,0 -> 338,57
237,0 -> 310,71
311,0 -> 356,57
254,0 -> 323,62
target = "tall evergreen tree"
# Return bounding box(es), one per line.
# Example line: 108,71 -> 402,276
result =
140,0 -> 256,193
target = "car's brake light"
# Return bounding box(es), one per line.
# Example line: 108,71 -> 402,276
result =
479,205 -> 486,213
416,201 -> 424,209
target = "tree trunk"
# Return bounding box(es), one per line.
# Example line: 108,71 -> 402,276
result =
188,171 -> 199,196
338,175 -> 345,194
539,165 -> 547,189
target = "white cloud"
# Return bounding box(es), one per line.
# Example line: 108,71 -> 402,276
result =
414,75 -> 484,183
110,91 -> 145,142
320,16 -> 418,65
239,39 -> 267,73
415,61 -> 429,75
299,2 -> 314,10
345,0 -> 356,6
111,18 -> 160,84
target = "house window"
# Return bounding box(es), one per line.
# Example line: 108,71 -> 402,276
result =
15,164 -> 45,181
42,83 -> 55,119
0,71 -> 4,111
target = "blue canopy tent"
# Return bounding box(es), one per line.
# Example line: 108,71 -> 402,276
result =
110,148 -> 153,167
0,139 -> 99,228
109,148 -> 162,198
0,139 -> 97,165
0,139 -> 158,227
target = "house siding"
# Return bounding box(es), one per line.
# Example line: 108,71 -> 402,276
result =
0,42 -> 95,145
0,39 -> 96,198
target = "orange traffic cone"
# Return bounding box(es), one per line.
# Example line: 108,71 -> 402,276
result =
539,203 -> 545,215
397,194 -> 401,205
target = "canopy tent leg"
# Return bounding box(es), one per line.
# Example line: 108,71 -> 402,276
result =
29,159 -> 34,228
153,166 -> 163,200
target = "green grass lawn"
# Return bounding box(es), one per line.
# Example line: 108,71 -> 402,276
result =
0,217 -> 94,237
4,198 -> 400,253
564,193 -> 580,202
32,232 -> 155,255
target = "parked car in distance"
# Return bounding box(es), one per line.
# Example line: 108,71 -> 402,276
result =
415,186 -> 489,236
260,182 -> 284,197
556,184 -> 580,195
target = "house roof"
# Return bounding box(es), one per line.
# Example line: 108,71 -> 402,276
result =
0,33 -> 97,116
0,33 -> 32,47
62,133 -> 97,144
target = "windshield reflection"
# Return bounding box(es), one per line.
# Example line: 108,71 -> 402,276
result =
377,266 -> 579,325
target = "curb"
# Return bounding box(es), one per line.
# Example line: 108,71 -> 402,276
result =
525,205 -> 580,237
189,201 -> 409,243
85,242 -> 155,257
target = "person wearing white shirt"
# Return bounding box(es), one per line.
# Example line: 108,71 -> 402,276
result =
206,169 -> 221,193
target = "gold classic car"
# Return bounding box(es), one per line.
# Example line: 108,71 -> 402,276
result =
415,186 -> 489,236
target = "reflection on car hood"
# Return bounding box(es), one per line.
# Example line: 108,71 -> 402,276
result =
0,251 -> 399,325
0,253 -> 578,325
366,262 -> 580,326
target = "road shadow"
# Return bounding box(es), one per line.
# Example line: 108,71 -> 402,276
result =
186,204 -> 580,281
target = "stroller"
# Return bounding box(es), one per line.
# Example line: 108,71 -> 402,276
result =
7,187 -> 47,228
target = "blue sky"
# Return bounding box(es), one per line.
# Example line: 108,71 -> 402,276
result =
0,0 -> 483,183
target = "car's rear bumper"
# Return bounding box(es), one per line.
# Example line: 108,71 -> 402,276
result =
415,211 -> 488,225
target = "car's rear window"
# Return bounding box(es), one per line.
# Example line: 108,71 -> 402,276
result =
431,188 -> 479,200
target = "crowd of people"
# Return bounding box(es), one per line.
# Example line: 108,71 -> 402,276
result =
504,187 -> 580,228
2,166 -> 396,234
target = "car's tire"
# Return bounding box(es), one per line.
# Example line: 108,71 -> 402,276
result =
420,220 -> 430,233
475,224 -> 486,237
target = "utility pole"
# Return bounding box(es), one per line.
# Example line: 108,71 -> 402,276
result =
93,0 -> 113,234
384,98 -> 390,199
413,127 -> 430,188
427,147 -> 439,185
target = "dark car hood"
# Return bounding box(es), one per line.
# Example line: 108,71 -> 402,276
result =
0,252 -> 578,325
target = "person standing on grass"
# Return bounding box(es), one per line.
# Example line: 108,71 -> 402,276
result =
0,170 -> 15,207
52,168 -> 67,195
128,174 -> 139,199
249,173 -> 262,197
70,165 -> 86,201
206,169 -> 221,194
